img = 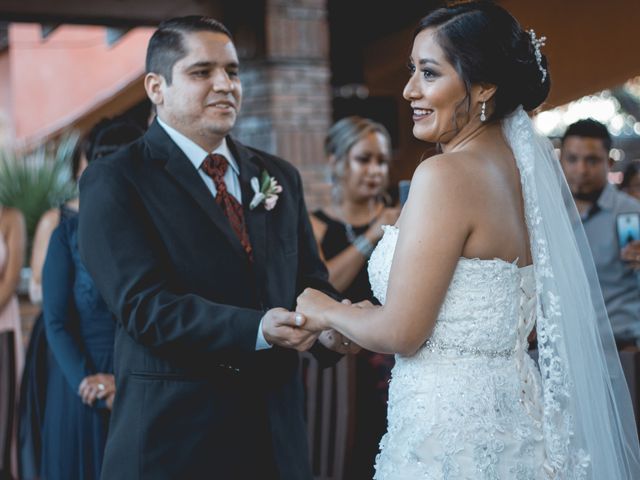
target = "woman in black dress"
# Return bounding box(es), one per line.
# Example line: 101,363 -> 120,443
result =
310,116 -> 400,479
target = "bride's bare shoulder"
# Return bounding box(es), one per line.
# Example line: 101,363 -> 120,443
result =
399,152 -> 479,236
412,151 -> 484,193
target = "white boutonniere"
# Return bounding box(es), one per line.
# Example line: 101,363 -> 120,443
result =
250,170 -> 283,211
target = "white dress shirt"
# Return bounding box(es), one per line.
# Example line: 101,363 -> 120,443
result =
157,118 -> 271,350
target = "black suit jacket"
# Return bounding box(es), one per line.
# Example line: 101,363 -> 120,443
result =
78,120 -> 338,480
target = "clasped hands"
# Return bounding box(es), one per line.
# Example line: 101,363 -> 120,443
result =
78,373 -> 116,410
261,289 -> 373,354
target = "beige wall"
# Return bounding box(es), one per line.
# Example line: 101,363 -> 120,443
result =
502,0 -> 640,108
7,24 -> 153,144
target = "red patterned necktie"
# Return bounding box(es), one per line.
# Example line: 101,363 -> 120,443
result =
201,153 -> 253,261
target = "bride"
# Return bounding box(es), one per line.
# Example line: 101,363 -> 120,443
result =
296,1 -> 640,478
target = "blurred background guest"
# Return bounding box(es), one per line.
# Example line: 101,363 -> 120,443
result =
309,116 -> 399,479
620,161 -> 640,202
39,118 -> 143,480
560,119 -> 640,350
18,133 -> 89,480
0,206 -> 26,480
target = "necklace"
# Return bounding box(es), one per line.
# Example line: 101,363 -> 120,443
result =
340,202 -> 383,243
345,223 -> 358,243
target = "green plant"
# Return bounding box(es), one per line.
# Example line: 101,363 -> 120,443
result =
0,133 -> 79,254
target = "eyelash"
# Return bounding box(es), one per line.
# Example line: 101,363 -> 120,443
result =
422,68 -> 437,80
407,63 -> 437,80
191,70 -> 239,78
356,156 -> 388,165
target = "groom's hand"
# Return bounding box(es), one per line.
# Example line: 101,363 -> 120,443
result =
262,308 -> 319,352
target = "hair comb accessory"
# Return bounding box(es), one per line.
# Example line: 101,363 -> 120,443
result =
528,29 -> 547,83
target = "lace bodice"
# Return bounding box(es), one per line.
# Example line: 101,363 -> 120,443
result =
369,225 -> 536,355
368,225 -> 545,479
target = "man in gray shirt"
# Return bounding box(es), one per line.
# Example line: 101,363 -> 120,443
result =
560,119 -> 640,348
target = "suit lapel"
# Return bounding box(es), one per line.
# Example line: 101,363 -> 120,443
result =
229,138 -> 268,288
146,121 -> 247,260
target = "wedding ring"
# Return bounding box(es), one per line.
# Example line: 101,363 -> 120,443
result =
97,383 -> 105,391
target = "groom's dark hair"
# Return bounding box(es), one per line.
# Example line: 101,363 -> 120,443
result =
146,16 -> 233,85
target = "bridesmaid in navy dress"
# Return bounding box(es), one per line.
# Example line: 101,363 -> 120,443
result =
18,129 -> 89,480
40,118 -> 143,479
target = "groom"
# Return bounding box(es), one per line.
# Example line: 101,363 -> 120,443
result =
78,16 -> 344,480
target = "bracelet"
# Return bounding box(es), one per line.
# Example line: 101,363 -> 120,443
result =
352,234 -> 375,259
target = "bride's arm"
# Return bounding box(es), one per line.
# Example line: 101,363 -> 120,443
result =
297,156 -> 474,356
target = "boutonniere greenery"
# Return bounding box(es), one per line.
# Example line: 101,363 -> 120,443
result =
250,170 -> 283,211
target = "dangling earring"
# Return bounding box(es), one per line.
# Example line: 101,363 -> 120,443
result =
480,101 -> 487,122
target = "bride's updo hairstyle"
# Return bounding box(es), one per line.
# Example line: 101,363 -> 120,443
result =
416,1 -> 551,122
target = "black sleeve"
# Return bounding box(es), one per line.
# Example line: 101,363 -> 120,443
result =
293,168 -> 343,368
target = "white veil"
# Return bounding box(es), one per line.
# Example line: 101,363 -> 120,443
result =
503,106 -> 640,478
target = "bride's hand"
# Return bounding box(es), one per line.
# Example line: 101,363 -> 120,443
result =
296,288 -> 338,332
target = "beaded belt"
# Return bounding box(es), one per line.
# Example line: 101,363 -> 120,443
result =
424,338 -> 514,359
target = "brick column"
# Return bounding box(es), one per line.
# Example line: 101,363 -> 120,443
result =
234,0 -> 332,210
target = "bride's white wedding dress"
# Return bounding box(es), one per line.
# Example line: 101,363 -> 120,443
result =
363,108 -> 640,479
369,226 -> 546,479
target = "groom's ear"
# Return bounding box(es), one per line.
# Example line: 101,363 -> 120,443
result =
144,72 -> 165,106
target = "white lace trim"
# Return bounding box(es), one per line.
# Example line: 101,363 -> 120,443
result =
504,109 -> 590,478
